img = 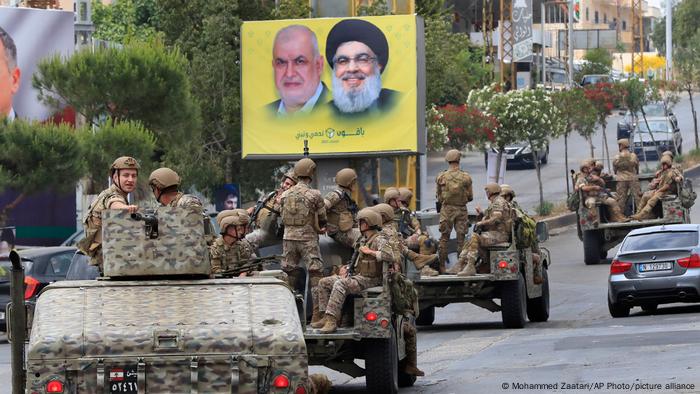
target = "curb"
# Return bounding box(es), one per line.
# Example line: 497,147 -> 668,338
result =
541,162 -> 700,232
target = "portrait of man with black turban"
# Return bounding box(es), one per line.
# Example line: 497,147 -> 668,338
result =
324,19 -> 398,117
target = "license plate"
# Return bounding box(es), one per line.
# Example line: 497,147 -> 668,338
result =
109,366 -> 137,394
506,154 -> 515,159
644,147 -> 657,152
639,262 -> 673,272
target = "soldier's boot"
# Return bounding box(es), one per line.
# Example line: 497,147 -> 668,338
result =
418,236 -> 437,255
403,327 -> 425,376
630,205 -> 654,221
311,313 -> 329,329
609,205 -> 629,222
310,304 -> 323,325
403,356 -> 425,377
407,250 -> 438,269
420,265 -> 439,277
438,238 -> 449,273
532,253 -> 543,285
319,313 -> 339,334
445,258 -> 465,274
457,261 -> 477,277
309,373 -> 333,394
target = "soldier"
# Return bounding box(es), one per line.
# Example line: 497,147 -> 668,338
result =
613,139 -> 640,212
324,168 -> 360,248
576,160 -> 628,222
500,185 -> 543,285
210,209 -> 258,276
573,159 -> 595,190
631,156 -> 682,221
280,158 -> 327,316
436,149 -> 473,273
248,170 -> 297,238
148,167 -> 203,209
661,150 -> 684,180
314,208 -> 392,333
77,156 -> 140,272
449,183 -> 511,277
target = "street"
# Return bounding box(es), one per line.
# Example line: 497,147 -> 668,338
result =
1,95 -> 699,393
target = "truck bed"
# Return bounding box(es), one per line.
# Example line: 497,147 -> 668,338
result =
596,217 -> 684,230
414,273 -> 496,284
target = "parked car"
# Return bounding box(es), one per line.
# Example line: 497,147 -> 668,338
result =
616,102 -> 678,140
580,74 -> 611,86
65,252 -> 99,280
609,224 -> 700,317
484,141 -> 549,169
0,246 -> 76,331
631,116 -> 682,159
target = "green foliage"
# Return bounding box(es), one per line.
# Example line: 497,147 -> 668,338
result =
651,16 -> 666,54
619,78 -> 648,114
552,88 -> 597,140
0,120 -> 84,195
438,104 -> 496,151
505,89 -> 565,151
77,120 -> 156,189
356,0 -> 391,16
535,200 -> 553,216
673,0 -> 700,50
32,40 -> 200,157
675,33 -> 700,92
574,48 -> 612,82
92,0 -> 161,42
272,0 -> 312,19
416,0 -> 450,19
426,105 -> 448,151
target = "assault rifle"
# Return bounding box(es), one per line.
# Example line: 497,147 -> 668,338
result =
250,191 -> 277,227
397,209 -> 414,238
218,255 -> 283,277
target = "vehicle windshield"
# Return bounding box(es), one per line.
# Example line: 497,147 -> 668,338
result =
637,121 -> 669,133
0,259 -> 33,281
620,231 -> 698,252
641,104 -> 665,117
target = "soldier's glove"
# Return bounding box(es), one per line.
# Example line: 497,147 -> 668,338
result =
435,201 -> 442,213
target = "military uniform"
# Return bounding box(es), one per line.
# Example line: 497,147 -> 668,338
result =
613,149 -> 640,212
324,187 -> 360,248
576,172 -> 627,222
436,167 -> 473,265
78,184 -> 129,270
168,192 -> 204,210
633,163 -> 679,220
209,237 -> 257,274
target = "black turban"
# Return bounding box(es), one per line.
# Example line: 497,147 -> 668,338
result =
325,19 -> 389,73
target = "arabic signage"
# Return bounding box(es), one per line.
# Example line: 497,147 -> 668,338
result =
512,0 -> 533,62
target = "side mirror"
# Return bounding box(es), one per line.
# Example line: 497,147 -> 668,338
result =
536,221 -> 549,243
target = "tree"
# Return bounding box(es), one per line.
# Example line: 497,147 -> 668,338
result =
584,82 -> 622,171
0,121 -> 85,223
426,105 -> 448,152
552,88 -> 597,195
437,104 -> 496,151
92,0 -> 161,42
675,34 -> 700,151
575,48 -> 612,82
651,1 -> 700,54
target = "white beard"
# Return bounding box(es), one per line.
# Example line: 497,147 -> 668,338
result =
331,65 -> 382,113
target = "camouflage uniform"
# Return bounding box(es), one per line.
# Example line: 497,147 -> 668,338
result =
324,187 -> 360,248
209,237 -> 257,274
633,165 -> 679,220
78,184 -> 128,270
168,192 -> 204,210
576,173 -> 627,222
317,232 -> 391,319
436,168 -> 473,265
613,150 -> 640,211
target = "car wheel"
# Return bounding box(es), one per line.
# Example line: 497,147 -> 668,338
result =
526,269 -> 549,322
608,297 -> 630,318
583,230 -> 602,265
501,272 -> 527,328
641,303 -> 658,312
541,151 -> 548,165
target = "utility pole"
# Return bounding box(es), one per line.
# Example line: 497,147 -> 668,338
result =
568,0 -> 574,86
542,0 -> 546,86
666,0 -> 672,79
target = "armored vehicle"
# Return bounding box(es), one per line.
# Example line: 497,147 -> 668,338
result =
576,174 -> 693,265
410,216 -> 551,329
8,207 -> 309,394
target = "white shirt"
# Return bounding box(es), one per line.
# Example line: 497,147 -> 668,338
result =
277,82 -> 323,116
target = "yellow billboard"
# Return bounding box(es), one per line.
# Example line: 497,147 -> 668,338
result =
241,15 -> 425,159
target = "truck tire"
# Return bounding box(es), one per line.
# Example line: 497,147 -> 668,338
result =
415,306 -> 435,326
500,273 -> 527,328
583,230 -> 602,265
526,269 -> 550,322
398,361 -> 417,388
608,297 -> 630,318
365,328 -> 399,394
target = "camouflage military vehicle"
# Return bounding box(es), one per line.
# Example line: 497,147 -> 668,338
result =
410,217 -> 551,329
8,207 -> 309,394
576,174 -> 693,265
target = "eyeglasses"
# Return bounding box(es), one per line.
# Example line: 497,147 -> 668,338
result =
333,54 -> 376,68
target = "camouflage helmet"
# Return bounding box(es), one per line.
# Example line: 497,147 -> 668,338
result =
500,184 -> 515,198
484,183 -> 501,196
580,159 -> 594,170
445,149 -> 461,163
110,156 -> 140,172
294,158 -> 316,178
398,187 -> 413,203
372,203 -> 395,223
283,170 -> 298,184
617,138 -> 630,148
148,167 -> 181,190
660,155 -> 673,166
594,161 -> 604,171
662,150 -> 674,158
220,209 -> 250,234
357,207 -> 382,228
384,187 -> 400,203
335,168 -> 357,188
216,209 -> 237,228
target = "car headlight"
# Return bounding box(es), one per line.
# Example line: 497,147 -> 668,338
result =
521,146 -> 532,154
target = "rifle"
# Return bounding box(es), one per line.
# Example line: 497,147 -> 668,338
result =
218,255 -> 283,277
250,191 -> 277,226
341,190 -> 358,216
398,209 -> 414,238
347,247 -> 360,276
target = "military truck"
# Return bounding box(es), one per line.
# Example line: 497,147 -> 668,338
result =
7,207 -> 310,394
408,220 -> 551,329
576,174 -> 693,265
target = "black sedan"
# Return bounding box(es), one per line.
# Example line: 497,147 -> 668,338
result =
484,142 -> 549,169
0,246 -> 76,332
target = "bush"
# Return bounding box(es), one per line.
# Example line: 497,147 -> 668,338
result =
536,201 -> 554,216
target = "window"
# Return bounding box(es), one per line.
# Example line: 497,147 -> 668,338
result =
585,7 -> 589,21
79,2 -> 88,22
622,20 -> 627,30
44,253 -> 74,276
594,10 -> 599,24
621,232 -> 699,252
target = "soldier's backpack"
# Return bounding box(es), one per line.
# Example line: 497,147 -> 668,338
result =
566,191 -> 580,212
680,179 -> 697,209
513,206 -> 537,249
389,272 -> 419,316
440,171 -> 470,206
281,187 -> 310,226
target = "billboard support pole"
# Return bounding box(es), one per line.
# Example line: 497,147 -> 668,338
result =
303,140 -> 309,157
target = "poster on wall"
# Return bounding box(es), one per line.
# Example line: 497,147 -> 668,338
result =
241,14 -> 426,159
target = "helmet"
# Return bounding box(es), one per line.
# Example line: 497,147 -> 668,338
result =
372,203 -> 395,223
662,150 -> 674,158
617,138 -> 630,148
398,187 -> 413,203
580,159 -> 594,171
384,187 -> 400,203
216,209 -> 237,227
357,208 -> 382,228
484,183 -> 501,195
148,167 -> 181,190
445,149 -> 461,163
660,156 -> 673,165
294,158 -> 316,178
594,161 -> 604,171
219,209 -> 250,234
111,156 -> 140,172
500,184 -> 515,198
283,170 -> 298,184
335,168 -> 357,188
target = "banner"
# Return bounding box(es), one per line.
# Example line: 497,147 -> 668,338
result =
512,0 -> 533,62
0,7 -> 74,121
241,15 -> 425,159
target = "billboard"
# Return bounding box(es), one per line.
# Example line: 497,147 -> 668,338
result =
0,7 -> 74,121
241,15 -> 426,159
512,0 -> 533,62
